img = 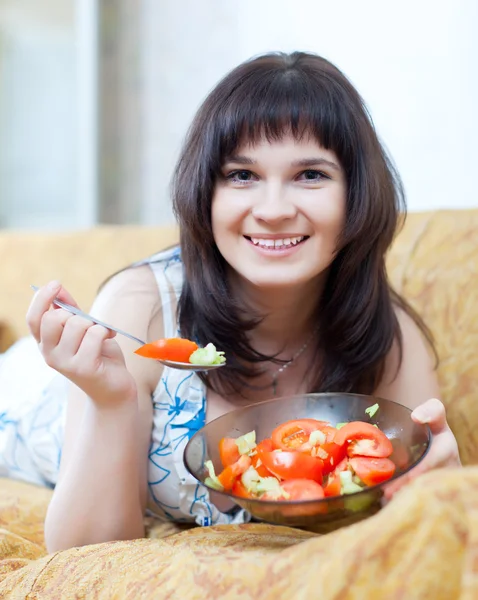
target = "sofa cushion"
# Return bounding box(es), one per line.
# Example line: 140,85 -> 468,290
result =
386,209 -> 478,465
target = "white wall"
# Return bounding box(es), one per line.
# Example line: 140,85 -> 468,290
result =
0,0 -> 77,229
132,0 -> 478,224
230,0 -> 478,213
0,0 -> 476,230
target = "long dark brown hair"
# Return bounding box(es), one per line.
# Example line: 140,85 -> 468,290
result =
170,51 -> 434,395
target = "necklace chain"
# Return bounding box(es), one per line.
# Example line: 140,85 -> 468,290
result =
271,331 -> 315,396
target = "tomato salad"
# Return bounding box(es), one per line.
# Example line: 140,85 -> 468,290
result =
135,337 -> 225,366
204,405 -> 397,501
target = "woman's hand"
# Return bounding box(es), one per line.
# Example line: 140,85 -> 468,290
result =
384,398 -> 461,499
26,280 -> 137,405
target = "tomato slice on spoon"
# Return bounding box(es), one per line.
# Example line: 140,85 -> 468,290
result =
134,337 -> 198,362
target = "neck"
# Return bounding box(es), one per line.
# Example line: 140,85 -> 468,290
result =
229,273 -> 322,356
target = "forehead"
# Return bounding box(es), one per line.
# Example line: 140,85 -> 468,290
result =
225,132 -> 341,167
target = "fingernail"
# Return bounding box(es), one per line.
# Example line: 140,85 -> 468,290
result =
48,280 -> 61,291
412,407 -> 431,424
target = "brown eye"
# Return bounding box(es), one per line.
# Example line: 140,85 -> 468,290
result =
226,170 -> 257,184
298,170 -> 327,182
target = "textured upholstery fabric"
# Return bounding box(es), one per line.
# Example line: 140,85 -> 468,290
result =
0,208 -> 477,598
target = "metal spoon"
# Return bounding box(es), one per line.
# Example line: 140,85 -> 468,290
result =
30,285 -> 225,372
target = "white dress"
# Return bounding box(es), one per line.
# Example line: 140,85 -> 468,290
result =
0,246 -> 247,527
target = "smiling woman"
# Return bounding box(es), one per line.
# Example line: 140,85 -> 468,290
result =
0,51 -> 460,552
212,135 -> 346,291
172,52 -> 430,398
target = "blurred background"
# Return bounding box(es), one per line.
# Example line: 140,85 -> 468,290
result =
0,0 -> 476,231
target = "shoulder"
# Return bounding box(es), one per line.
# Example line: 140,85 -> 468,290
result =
93,264 -> 160,315
374,306 -> 439,409
90,265 -> 165,355
88,265 -> 165,396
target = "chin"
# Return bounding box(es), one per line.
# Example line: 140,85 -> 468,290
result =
242,270 -> 319,291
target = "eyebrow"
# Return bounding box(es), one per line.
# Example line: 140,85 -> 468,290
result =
224,155 -> 341,171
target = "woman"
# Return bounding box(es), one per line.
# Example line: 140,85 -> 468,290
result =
2,51 -> 459,552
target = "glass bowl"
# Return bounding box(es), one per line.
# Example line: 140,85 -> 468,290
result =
183,393 -> 431,533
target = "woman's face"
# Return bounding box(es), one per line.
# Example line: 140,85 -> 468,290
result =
211,133 -> 347,290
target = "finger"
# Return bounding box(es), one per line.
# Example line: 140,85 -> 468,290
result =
384,430 -> 459,499
56,315 -> 102,357
411,398 -> 448,435
54,286 -> 80,308
39,308 -> 74,350
74,324 -> 116,364
26,280 -> 62,341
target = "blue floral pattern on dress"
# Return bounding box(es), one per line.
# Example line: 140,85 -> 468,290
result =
0,247 -> 247,526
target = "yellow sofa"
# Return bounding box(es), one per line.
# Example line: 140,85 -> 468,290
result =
1,209 -> 478,598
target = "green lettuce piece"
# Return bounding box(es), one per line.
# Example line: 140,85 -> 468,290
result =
189,343 -> 226,366
241,467 -> 289,499
335,422 -> 347,430
340,470 -> 363,495
234,431 -> 256,455
365,403 -> 379,418
204,460 -> 224,491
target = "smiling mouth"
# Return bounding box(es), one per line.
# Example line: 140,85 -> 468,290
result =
244,235 -> 309,250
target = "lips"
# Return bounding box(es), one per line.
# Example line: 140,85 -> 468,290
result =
244,235 -> 309,250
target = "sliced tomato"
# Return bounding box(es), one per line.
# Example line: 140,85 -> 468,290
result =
323,473 -> 341,497
324,456 -> 350,497
252,439 -> 274,477
317,441 -> 347,476
260,450 -> 323,484
334,457 -> 350,473
262,479 -> 325,502
321,425 -> 339,444
271,419 -> 329,451
231,479 -> 253,499
217,455 -> 251,490
219,437 -> 240,468
282,479 -> 325,501
333,422 -> 393,458
256,438 -> 274,454
134,337 -> 198,362
349,457 -> 396,487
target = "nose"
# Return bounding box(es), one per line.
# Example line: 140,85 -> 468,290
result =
251,183 -> 297,223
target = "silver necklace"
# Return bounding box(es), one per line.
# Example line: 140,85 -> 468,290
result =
271,332 -> 315,396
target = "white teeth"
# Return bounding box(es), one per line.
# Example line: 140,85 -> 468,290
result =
249,236 -> 305,249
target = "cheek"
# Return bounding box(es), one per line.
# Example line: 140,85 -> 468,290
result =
211,192 -> 246,237
311,193 -> 346,237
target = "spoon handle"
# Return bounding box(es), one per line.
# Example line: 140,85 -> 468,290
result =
30,285 -> 146,347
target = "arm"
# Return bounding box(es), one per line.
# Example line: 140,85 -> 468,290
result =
27,267 -> 163,551
374,308 -> 440,409
375,308 -> 460,497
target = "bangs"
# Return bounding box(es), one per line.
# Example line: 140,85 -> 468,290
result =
213,66 -> 357,168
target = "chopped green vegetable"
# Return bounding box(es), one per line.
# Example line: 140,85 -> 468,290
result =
189,343 -> 226,366
241,466 -> 262,493
256,477 -> 288,498
339,470 -> 363,495
335,422 -> 347,430
241,467 -> 289,499
365,403 -> 379,418
204,460 -> 224,491
308,429 -> 326,446
235,431 -> 257,456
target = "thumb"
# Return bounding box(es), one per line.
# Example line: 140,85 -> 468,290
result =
411,398 -> 447,435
